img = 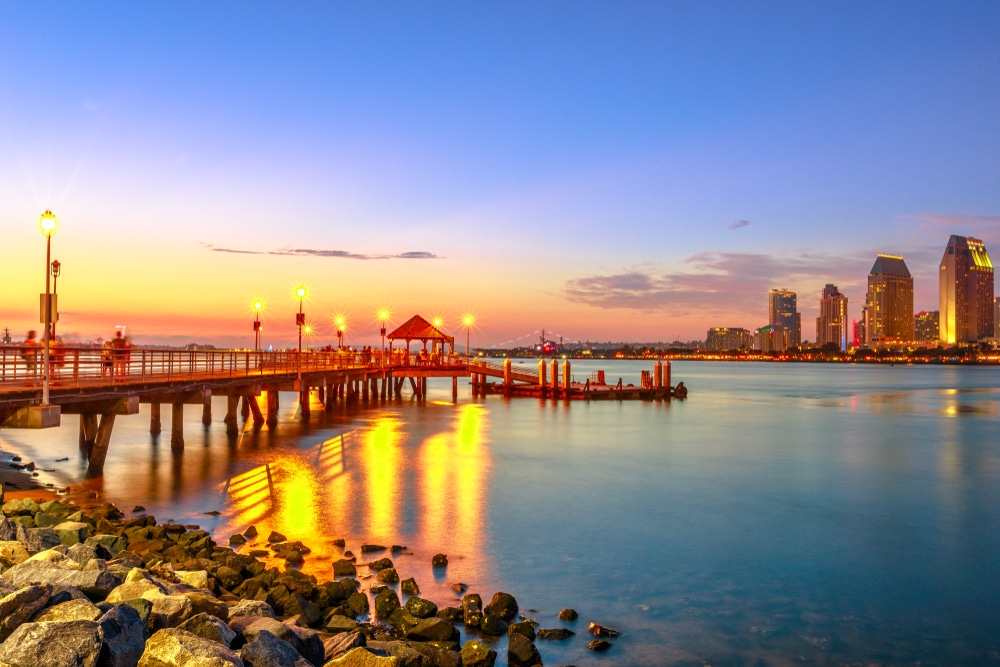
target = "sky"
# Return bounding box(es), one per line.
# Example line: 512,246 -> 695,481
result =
2,2 -> 1000,349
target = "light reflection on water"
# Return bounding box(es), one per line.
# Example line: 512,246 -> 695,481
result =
1,361 -> 999,665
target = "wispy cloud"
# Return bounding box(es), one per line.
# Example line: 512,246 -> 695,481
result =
728,219 -> 751,230
203,244 -> 440,260
565,251 -> 873,317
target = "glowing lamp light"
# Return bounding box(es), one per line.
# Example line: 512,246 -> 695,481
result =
295,287 -> 306,299
253,300 -> 263,311
434,318 -> 443,328
464,315 -> 473,326
39,210 -> 58,237
379,310 -> 389,320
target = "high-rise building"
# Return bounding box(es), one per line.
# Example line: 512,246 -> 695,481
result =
939,235 -> 994,344
995,297 -> 1000,338
816,284 -> 848,350
705,327 -> 752,351
753,324 -> 791,352
864,254 -> 914,344
768,288 -> 801,347
914,311 -> 940,342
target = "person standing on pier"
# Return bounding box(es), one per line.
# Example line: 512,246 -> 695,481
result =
21,330 -> 39,380
111,330 -> 127,380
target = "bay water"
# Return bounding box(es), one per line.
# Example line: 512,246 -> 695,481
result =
2,360 -> 999,665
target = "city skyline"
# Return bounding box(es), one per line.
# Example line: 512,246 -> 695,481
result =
3,4 -> 1000,347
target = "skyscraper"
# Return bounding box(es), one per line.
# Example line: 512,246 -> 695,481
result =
939,235 -> 994,344
816,284 -> 848,350
914,311 -> 940,342
705,327 -> 752,351
769,288 -> 801,346
864,254 -> 914,344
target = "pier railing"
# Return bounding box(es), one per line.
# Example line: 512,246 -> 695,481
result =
0,346 -> 474,394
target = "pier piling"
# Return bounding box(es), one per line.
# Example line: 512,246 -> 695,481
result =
149,404 -> 162,435
171,403 -> 184,448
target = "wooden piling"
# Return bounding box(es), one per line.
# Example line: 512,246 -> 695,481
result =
171,403 -> 184,448
550,359 -> 559,399
86,412 -> 117,477
224,395 -> 240,436
202,390 -> 212,426
246,393 -> 265,429
79,414 -> 98,455
149,403 -> 162,435
266,390 -> 278,429
538,360 -> 547,399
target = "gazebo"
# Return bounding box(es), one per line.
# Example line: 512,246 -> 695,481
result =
387,315 -> 455,364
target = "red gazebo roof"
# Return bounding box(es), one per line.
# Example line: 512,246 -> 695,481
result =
387,315 -> 454,344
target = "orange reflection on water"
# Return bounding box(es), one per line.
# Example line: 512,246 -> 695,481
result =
363,415 -> 403,537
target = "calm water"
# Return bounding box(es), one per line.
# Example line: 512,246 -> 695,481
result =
3,361 -> 1000,666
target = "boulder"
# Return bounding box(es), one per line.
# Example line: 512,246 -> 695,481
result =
32,597 -> 103,622
174,570 -> 209,589
461,640 -> 497,667
387,607 -> 421,634
404,617 -> 460,644
215,565 -> 242,590
138,628 -> 243,666
557,608 -> 577,621
0,517 -> 43,552
229,600 -> 275,619
30,527 -> 64,550
436,607 -> 462,623
367,557 -> 393,572
399,578 -> 419,596
508,621 -> 536,640
483,592 -> 518,622
324,615 -> 359,634
0,619 -> 103,667
85,534 -> 128,556
53,521 -> 90,547
98,603 -> 147,667
587,621 -> 618,637
33,512 -> 65,528
360,544 -> 386,553
323,630 -> 366,661
267,531 -> 286,543
230,616 -> 322,666
182,590 -> 230,622
461,593 -> 482,628
106,578 -> 163,602
536,627 -> 574,640
374,588 -> 400,618
142,591 -> 195,630
375,567 -> 399,584
332,559 -> 357,576
0,584 -> 51,641
2,558 -> 122,601
507,633 -> 542,667
588,638 -> 612,652
178,612 -> 237,647
480,613 -> 508,636
0,541 -> 29,565
229,534 -> 247,547
404,596 -> 438,619
431,554 -> 447,568
243,526 -> 258,539
282,593 -> 322,627
324,647 -> 399,666
240,629 -> 311,667
346,591 -> 369,617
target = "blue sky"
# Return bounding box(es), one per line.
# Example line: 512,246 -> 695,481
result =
2,3 -> 999,346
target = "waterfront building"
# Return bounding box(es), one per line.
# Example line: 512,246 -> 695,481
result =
864,254 -> 914,344
853,316 -> 865,348
816,284 -> 848,350
706,327 -> 752,352
996,297 -> 1000,338
768,288 -> 801,347
939,235 -> 995,344
754,324 -> 791,352
914,311 -> 940,342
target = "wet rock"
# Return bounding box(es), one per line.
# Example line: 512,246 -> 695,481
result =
282,593 -> 322,627
390,545 -> 406,554
404,616 -> 460,644
507,632 -> 542,667
216,565 -> 242,591
86,534 -> 128,556
2,558 -> 122,600
230,600 -> 275,619
404,596 -> 438,619
33,511 -> 64,528
0,619 -> 103,667
183,591 -> 230,622
0,540 -> 30,565
508,621 -> 536,640
461,639 -> 497,667
325,646 -> 397,666
333,559 -> 357,576
484,592 -> 518,622
243,525 -> 258,539
133,505 -> 146,512
331,537 -> 346,548
588,638 -> 613,652
230,616 -> 323,666
138,627 -> 243,666
399,577 -> 419,596
175,570 -> 209,589
388,607 -> 422,634
480,613 -> 508,636
32,596 -> 103,622
537,627 -> 575,640
324,614 -> 359,634
229,534 -> 248,547
283,550 -> 305,565
374,588 -> 401,618
587,621 -> 618,637
461,593 -> 482,628
272,541 -> 312,557
346,591 -> 369,617
557,608 -> 577,621
324,630 -> 366,661
143,592 -> 195,631
98,603 -> 147,667
449,583 -> 466,593
436,606 -> 462,623
53,521 -> 90,547
367,557 -> 394,572
376,567 -> 399,583
178,612 -> 237,647
360,544 -> 386,553
431,554 -> 448,568
240,628 -> 311,667
267,531 -> 287,543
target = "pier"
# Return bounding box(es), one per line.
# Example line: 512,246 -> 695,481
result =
1,326 -> 685,477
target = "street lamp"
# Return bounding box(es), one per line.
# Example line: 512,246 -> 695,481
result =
303,324 -> 312,351
39,211 -> 58,405
335,315 -> 346,350
463,315 -> 473,360
295,287 -> 306,385
379,310 -> 389,365
50,260 -> 61,339
252,300 -> 263,352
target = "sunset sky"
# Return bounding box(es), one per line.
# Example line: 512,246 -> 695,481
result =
3,3 -> 999,348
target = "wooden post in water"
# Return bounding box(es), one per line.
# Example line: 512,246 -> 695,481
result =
171,403 -> 184,448
550,359 -> 559,399
362,377 -> 370,401
503,358 -> 512,398
266,390 -> 278,429
663,360 -> 671,395
452,376 -> 458,402
562,359 -> 571,398
202,390 -> 212,426
87,412 -> 117,477
246,394 -> 265,429
149,404 -> 162,435
538,360 -> 547,399
422,377 -> 428,399
240,396 -> 251,421
224,395 -> 239,436
654,360 -> 662,389
79,414 -> 98,455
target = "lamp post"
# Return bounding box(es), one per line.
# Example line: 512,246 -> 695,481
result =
50,260 -> 61,340
295,287 -> 306,385
39,211 -> 58,405
253,300 -> 263,352
379,310 -> 389,365
336,316 -> 345,350
464,315 -> 473,360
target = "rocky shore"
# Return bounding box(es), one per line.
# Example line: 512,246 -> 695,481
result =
0,486 -> 615,666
